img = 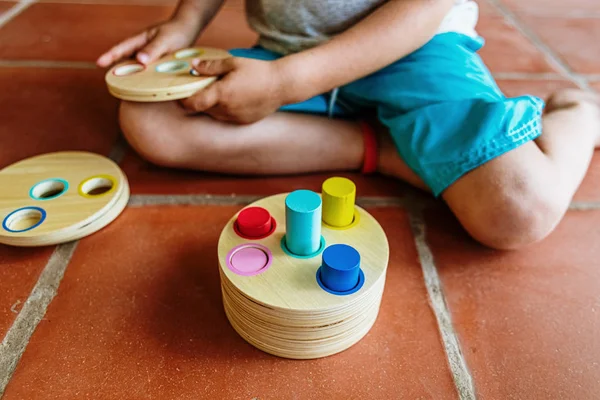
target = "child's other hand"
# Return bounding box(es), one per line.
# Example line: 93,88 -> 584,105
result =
96,20 -> 198,67
180,57 -> 288,124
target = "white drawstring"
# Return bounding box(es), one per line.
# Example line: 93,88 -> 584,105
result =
328,87 -> 339,119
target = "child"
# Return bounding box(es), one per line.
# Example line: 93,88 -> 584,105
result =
97,0 -> 600,250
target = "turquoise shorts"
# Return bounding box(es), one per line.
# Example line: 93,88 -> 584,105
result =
229,33 -> 545,197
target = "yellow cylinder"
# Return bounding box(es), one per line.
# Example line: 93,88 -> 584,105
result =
322,177 -> 356,227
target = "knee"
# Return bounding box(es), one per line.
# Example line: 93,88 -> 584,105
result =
546,88 -> 599,112
458,183 -> 565,250
118,101 -> 192,168
119,101 -> 177,167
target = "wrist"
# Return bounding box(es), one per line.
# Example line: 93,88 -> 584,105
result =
171,12 -> 202,32
171,0 -> 207,31
273,56 -> 319,105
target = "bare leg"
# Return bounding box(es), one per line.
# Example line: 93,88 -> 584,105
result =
119,89 -> 600,250
440,89 -> 600,249
120,100 -> 428,187
120,101 -> 365,175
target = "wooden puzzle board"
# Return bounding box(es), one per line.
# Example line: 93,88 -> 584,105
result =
217,192 -> 389,359
0,151 -> 129,246
218,193 -> 389,312
105,47 -> 231,102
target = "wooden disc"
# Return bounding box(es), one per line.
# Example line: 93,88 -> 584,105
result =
0,151 -> 130,246
217,192 -> 389,359
105,47 -> 231,102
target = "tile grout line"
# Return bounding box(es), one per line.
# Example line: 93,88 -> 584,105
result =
0,0 -> 243,8
487,0 -> 591,91
0,0 -> 36,29
568,201 -> 600,211
482,7 -> 600,19
0,242 -> 78,398
126,194 -> 600,210
0,60 -> 97,69
126,193 -> 436,208
491,72 -> 567,81
129,194 -> 276,207
407,209 -> 477,400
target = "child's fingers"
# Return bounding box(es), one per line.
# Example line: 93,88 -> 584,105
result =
192,57 -> 236,76
180,83 -> 220,113
96,31 -> 149,67
136,34 -> 172,65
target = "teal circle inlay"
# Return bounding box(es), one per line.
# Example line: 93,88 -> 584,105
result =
155,60 -> 189,73
280,235 -> 326,259
29,178 -> 69,201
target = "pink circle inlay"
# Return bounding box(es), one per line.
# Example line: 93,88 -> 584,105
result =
226,244 -> 273,276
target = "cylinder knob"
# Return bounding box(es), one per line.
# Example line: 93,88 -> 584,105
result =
235,207 -> 274,239
322,177 -> 356,227
285,190 -> 322,256
320,244 -> 361,292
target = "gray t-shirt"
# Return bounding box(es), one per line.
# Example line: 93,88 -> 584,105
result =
246,0 -> 387,54
246,0 -> 478,54
245,0 -> 478,55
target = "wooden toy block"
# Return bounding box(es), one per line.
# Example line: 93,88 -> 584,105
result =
105,47 -> 231,102
217,178 -> 389,359
0,152 -> 129,247
322,177 -> 357,228
284,189 -> 323,256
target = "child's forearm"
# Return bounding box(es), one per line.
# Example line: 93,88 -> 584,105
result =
171,0 -> 226,30
276,0 -> 455,103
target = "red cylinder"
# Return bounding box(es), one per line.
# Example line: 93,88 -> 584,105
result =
235,207 -> 274,239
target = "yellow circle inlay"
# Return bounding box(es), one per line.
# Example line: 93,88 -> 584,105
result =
78,175 -> 117,198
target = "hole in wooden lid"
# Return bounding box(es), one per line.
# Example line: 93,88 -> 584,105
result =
31,179 -> 67,200
114,64 -> 144,76
3,207 -> 45,232
156,60 -> 188,73
81,177 -> 114,196
175,48 -> 203,59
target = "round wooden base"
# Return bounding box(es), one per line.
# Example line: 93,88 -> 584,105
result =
105,47 -> 231,102
217,193 -> 389,359
0,151 -> 130,246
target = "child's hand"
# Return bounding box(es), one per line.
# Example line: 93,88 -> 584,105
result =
180,57 -> 289,124
97,20 -> 198,67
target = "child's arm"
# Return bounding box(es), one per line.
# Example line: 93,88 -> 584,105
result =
97,0 -> 225,67
181,0 -> 455,124
278,0 -> 456,103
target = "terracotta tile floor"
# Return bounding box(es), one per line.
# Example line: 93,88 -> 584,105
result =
0,3 -> 13,13
1,0 -> 599,398
0,68 -> 119,166
425,208 -> 600,398
2,207 -> 457,399
501,0 -> 600,17
519,16 -> 600,75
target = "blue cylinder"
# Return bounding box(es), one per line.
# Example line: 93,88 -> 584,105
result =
285,190 -> 322,256
320,244 -> 361,292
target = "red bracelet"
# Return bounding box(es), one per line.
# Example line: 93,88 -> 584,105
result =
360,121 -> 378,174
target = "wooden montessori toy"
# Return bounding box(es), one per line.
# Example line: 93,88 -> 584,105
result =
217,177 -> 390,359
105,47 -> 231,102
0,151 -> 129,247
